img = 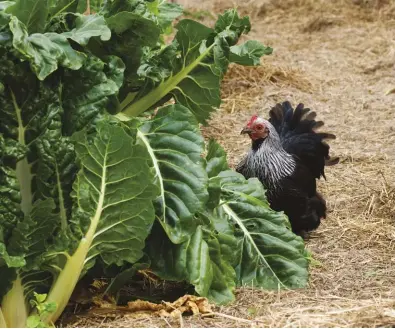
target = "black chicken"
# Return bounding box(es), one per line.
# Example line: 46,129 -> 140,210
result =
236,101 -> 339,234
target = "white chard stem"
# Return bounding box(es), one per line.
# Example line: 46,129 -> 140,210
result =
1,277 -> 28,328
10,90 -> 33,216
0,307 -> 8,328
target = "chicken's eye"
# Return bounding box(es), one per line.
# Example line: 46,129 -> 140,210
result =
255,124 -> 264,130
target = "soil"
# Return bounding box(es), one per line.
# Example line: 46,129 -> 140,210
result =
64,0 -> 395,327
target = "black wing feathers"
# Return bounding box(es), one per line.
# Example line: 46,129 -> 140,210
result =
269,101 -> 339,179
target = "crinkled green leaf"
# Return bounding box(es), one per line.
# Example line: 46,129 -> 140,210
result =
0,136 -> 24,246
205,139 -> 229,179
230,40 -> 273,66
120,10 -> 271,124
7,199 -> 58,266
204,139 -> 228,209
6,0 -> 48,33
62,14 -> 111,46
146,223 -> 236,305
91,1 -> 161,97
9,17 -> 84,80
214,9 -> 250,46
106,12 -> 159,38
147,0 -> 182,34
138,104 -> 208,243
216,170 -> 309,288
34,133 -> 75,229
62,55 -> 125,135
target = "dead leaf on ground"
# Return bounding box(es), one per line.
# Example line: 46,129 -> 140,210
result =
126,295 -> 213,318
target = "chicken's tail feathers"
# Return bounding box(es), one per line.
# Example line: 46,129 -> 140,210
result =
269,101 -> 339,179
269,101 -> 329,134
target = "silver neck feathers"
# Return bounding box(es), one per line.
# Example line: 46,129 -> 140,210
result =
245,121 -> 296,189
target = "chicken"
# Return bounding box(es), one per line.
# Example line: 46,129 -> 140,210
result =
236,101 -> 339,234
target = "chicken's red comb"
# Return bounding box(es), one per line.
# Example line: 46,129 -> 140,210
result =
246,115 -> 258,127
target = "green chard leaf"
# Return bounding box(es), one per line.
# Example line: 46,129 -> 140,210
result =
6,0 -> 48,34
118,9 -> 271,124
146,0 -> 183,34
62,55 -> 125,135
61,14 -> 111,46
205,140 -> 309,289
37,118 -> 159,323
136,104 -> 208,243
146,222 -> 236,305
217,171 -> 308,288
206,139 -> 230,179
9,16 -> 85,80
230,40 -> 273,66
48,0 -> 78,18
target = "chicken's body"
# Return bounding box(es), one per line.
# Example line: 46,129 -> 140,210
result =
236,101 -> 338,234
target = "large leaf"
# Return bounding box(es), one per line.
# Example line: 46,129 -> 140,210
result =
9,17 -> 84,80
217,171 -> 309,288
6,0 -> 48,33
40,119 -> 158,322
119,9 -> 270,124
146,222 -> 236,305
137,104 -> 208,243
205,140 -> 309,288
69,119 -> 158,267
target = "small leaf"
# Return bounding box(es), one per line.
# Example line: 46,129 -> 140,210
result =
34,292 -> 47,303
205,139 -> 229,179
9,17 -> 84,80
104,262 -> 150,297
230,41 -> 273,66
26,315 -> 41,328
62,14 -> 111,46
106,12 -> 160,43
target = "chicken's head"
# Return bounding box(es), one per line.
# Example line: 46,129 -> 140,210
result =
241,115 -> 270,141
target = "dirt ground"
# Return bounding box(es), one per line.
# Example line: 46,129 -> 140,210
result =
66,0 -> 395,327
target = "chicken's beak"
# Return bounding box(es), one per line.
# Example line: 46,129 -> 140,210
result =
240,127 -> 253,135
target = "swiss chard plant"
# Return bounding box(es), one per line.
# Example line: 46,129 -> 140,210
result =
0,0 -> 309,327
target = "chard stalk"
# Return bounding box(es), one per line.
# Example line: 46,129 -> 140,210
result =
1,277 -> 28,328
10,90 -> 33,216
118,44 -> 214,120
0,307 -> 7,328
43,151 -> 108,323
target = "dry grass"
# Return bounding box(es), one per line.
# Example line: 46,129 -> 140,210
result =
63,0 -> 395,327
